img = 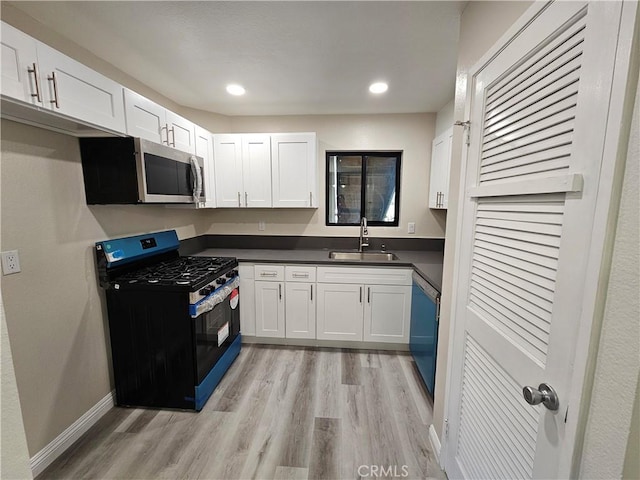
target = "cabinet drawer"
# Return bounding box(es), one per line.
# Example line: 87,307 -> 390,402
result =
254,264 -> 284,281
317,266 -> 412,286
285,265 -> 316,282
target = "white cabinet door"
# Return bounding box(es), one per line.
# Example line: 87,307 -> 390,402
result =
194,125 -> 215,207
363,284 -> 411,343
166,110 -> 195,154
37,43 -> 125,133
271,133 -> 317,208
238,264 -> 256,336
213,134 -> 244,207
428,127 -> 453,209
242,134 -> 272,208
285,282 -> 315,339
316,283 -> 363,341
254,280 -> 285,338
123,89 -> 167,144
1,22 -> 41,105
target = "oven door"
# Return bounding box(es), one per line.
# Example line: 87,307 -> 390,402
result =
193,286 -> 240,385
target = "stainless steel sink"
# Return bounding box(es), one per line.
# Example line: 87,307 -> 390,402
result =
328,251 -> 399,261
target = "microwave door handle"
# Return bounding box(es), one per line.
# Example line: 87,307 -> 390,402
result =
190,156 -> 203,203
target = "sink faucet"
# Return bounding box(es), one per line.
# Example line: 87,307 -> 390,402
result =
359,217 -> 369,252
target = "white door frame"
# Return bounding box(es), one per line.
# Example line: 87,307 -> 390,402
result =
440,1 -> 639,477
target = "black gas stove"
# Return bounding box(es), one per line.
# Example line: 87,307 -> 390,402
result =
109,256 -> 237,289
95,230 -> 241,411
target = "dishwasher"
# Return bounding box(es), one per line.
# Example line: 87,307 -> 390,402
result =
409,272 -> 440,397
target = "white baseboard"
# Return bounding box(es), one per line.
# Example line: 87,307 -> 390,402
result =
30,390 -> 115,477
429,423 -> 441,462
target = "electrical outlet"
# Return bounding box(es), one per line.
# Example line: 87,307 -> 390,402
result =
258,221 -> 266,231
1,250 -> 21,275
408,222 -> 416,234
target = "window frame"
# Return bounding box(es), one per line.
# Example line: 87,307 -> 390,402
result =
325,151 -> 402,227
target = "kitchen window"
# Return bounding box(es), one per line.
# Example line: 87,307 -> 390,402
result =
326,151 -> 401,226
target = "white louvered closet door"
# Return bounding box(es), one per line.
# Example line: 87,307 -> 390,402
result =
446,2 -> 631,479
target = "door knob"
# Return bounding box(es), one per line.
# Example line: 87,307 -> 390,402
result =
522,383 -> 559,411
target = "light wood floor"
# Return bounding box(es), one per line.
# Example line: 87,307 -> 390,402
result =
39,345 -> 446,480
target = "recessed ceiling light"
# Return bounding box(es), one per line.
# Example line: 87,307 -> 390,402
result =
369,82 -> 388,94
226,84 -> 246,96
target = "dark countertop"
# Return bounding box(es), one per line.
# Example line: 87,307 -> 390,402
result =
196,247 -> 443,291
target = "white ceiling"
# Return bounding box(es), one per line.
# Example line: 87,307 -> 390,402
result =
8,1 -> 465,116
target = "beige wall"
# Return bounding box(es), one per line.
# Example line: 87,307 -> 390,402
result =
198,113 -> 445,238
0,119 -> 211,455
432,0 -> 533,441
434,99 -> 454,138
579,56 -> 640,479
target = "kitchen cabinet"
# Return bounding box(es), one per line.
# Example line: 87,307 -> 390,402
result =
316,266 -> 412,343
271,133 -> 318,207
429,127 -> 453,209
254,265 -> 285,337
1,21 -> 126,134
213,134 -> 272,208
316,283 -> 364,341
238,264 -> 256,336
194,125 -> 215,208
364,284 -> 412,343
284,266 -> 316,339
124,89 -> 195,153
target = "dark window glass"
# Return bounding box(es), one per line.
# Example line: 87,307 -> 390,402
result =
326,152 -> 401,226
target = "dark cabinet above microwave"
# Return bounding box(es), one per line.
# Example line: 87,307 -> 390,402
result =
79,137 -> 204,205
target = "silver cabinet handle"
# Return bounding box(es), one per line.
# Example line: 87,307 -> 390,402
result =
523,383 -> 559,411
292,273 -> 309,278
245,192 -> 248,207
27,63 -> 42,102
367,287 -> 370,303
260,272 -> 277,277
359,286 -> 363,303
47,71 -> 59,108
279,283 -> 282,300
160,125 -> 168,144
310,284 -> 313,301
238,192 -> 241,207
310,191 -> 312,206
170,126 -> 176,147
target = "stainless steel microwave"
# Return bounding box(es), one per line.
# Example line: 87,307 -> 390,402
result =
80,137 -> 205,204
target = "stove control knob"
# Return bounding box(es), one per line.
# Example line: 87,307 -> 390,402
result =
228,270 -> 238,278
199,286 -> 212,296
216,278 -> 226,285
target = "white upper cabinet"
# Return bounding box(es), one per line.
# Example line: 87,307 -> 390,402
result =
242,135 -> 272,208
194,125 -> 215,207
213,134 -> 246,207
123,89 -> 165,143
1,22 -> 40,106
123,89 -> 195,153
429,127 -> 453,209
1,21 -> 125,134
213,134 -> 272,208
271,133 -> 317,207
213,132 -> 318,209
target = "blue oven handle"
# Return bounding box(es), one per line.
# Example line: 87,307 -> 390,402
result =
190,277 -> 239,318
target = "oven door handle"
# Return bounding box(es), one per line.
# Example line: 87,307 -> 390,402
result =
191,277 -> 240,318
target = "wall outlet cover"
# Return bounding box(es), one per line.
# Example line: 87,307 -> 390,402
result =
1,250 -> 21,275
408,222 -> 416,234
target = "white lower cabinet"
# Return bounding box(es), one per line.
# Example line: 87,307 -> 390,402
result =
317,266 -> 412,344
364,284 -> 412,343
316,283 -> 364,341
255,280 -> 285,337
285,282 -> 315,339
243,263 -> 411,345
239,264 -> 256,335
